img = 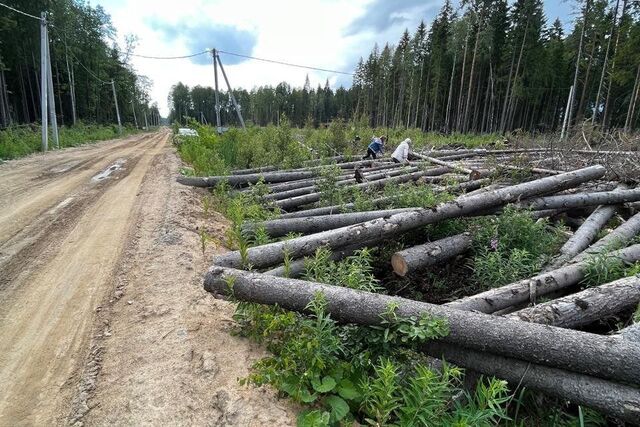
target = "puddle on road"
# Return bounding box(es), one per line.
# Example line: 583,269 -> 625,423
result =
92,159 -> 126,182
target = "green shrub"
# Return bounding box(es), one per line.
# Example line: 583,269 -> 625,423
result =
0,122 -> 139,160
470,207 -> 564,289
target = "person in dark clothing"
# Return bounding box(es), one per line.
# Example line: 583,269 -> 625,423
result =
362,136 -> 386,159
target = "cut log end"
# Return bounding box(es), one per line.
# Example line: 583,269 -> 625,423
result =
391,253 -> 409,276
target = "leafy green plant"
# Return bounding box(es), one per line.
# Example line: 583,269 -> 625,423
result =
582,253 -> 627,287
473,248 -> 541,289
470,207 -> 563,289
360,358 -> 400,425
303,247 -> 381,293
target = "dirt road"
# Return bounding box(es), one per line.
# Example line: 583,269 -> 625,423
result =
0,131 -> 295,425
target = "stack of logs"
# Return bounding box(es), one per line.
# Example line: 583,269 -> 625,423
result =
178,147 -> 640,423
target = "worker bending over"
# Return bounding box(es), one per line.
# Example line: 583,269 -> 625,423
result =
391,138 -> 412,163
362,136 -> 386,159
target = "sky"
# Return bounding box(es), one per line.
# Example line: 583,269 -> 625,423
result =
96,0 -> 576,116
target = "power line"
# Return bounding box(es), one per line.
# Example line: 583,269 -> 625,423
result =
130,50 -> 209,60
0,2 -> 42,20
129,47 -> 354,76
217,50 -> 354,75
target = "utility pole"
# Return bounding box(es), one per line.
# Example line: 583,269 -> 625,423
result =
45,25 -> 59,148
40,12 -> 48,152
131,88 -> 138,128
212,49 -> 222,133
131,100 -> 138,128
110,80 -> 122,134
216,53 -> 246,130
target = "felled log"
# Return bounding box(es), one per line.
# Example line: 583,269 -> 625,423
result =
572,212 -> 640,262
521,189 -> 640,211
204,266 -> 640,386
506,275 -> 640,328
243,208 -> 419,238
259,173 -> 351,193
213,166 -> 605,269
231,165 -> 278,175
264,167 -> 420,202
301,155 -> 351,166
445,244 -> 640,314
275,170 -> 434,211
391,233 -> 472,277
547,204 -> 618,269
179,159 -> 387,188
499,165 -> 564,175
423,342 -> 640,424
177,170 -> 317,187
413,153 -> 476,176
621,321 -> 640,343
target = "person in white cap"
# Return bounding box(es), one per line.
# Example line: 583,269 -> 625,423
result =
391,138 -> 411,163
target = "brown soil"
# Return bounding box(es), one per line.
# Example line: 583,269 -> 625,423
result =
0,130 -> 296,426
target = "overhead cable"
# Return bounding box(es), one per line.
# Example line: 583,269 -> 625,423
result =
217,50 -> 354,75
0,2 -> 41,20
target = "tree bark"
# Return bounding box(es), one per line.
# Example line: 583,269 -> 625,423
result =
555,205 -> 617,264
213,166 -> 605,269
391,233 -> 472,277
277,178 -> 491,220
621,321 -> 640,343
573,211 -> 640,262
264,167 -> 419,202
507,275 -> 640,328
243,208 -> 420,238
412,153 -> 474,176
231,166 -> 278,175
521,189 -> 640,211
274,170 -> 441,211
422,342 -> 640,424
204,266 -> 640,386
546,191 -> 622,269
445,243 -> 640,314
178,160 -> 389,187
178,170 -> 317,187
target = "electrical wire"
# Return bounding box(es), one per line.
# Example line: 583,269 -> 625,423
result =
129,50 -> 210,60
0,2 -> 42,20
217,50 -> 354,75
129,47 -> 354,75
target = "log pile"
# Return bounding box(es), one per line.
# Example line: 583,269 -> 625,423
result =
179,148 -> 640,422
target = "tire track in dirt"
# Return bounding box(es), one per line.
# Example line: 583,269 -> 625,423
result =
0,133 -> 158,245
0,131 -> 169,425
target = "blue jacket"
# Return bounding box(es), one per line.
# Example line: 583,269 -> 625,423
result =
368,138 -> 384,154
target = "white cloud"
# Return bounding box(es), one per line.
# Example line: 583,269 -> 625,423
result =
97,0 -> 442,116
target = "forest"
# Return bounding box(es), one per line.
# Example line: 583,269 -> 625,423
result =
169,0 -> 640,135
0,0 -> 159,129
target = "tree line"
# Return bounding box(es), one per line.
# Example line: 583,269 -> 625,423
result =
170,0 -> 640,135
0,0 -> 159,129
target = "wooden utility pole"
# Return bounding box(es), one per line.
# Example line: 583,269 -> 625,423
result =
110,80 -> 122,134
212,49 -> 222,133
216,53 -> 246,130
45,26 -> 59,148
40,12 -> 48,151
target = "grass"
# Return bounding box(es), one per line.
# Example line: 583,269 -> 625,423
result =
173,118 -> 500,176
0,122 -> 142,160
